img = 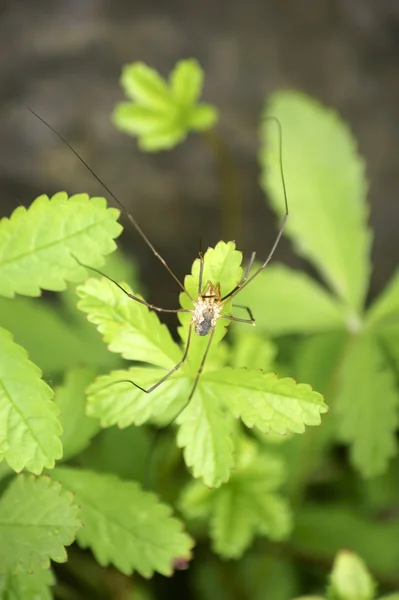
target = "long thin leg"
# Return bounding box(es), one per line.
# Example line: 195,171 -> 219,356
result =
221,304 -> 255,324
221,116 -> 288,303
27,107 -> 193,301
198,237 -> 205,296
73,255 -> 191,315
106,323 -> 194,394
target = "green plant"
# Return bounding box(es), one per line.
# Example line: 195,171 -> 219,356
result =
0,58 -> 398,599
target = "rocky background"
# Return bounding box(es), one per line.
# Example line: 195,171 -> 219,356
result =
0,0 -> 398,313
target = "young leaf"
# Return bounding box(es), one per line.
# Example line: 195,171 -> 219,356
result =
0,474 -> 81,574
113,59 -> 218,151
54,367 -> 100,461
178,240 -> 243,373
328,550 -> 375,600
0,569 -> 54,600
203,368 -> 328,434
86,368 -> 190,428
367,268 -> 399,328
76,276 -> 180,369
335,333 -> 399,478
261,91 -> 371,313
0,193 -> 121,298
237,264 -> 347,335
180,438 -> 291,558
176,385 -> 235,487
0,327 -> 62,474
51,467 -> 194,577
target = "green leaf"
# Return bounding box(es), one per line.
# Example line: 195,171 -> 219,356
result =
178,241 -> 243,373
180,438 -> 291,558
76,276 -> 180,369
328,550 -> 376,600
237,264 -> 347,335
55,367 -> 100,461
176,386 -> 235,487
230,329 -> 276,371
367,268 -> 399,328
170,59 -> 204,105
0,193 -> 121,298
51,467 -> 193,577
188,104 -> 218,130
0,327 -> 62,474
292,504 -> 399,581
0,295 -> 121,375
261,91 -> 371,313
0,474 -> 81,574
120,63 -> 173,109
203,368 -> 328,434
86,367 -> 190,428
379,595 -> 399,600
335,333 -> 399,478
0,569 -> 54,600
113,59 -> 218,151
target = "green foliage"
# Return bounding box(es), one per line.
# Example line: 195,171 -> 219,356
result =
0,327 -> 62,474
0,569 -> 55,600
0,192 -> 121,298
238,90 -> 399,480
81,241 -> 326,487
112,59 -> 218,150
51,467 -> 193,577
0,474 -> 81,573
180,437 -> 291,558
1,58 -> 398,600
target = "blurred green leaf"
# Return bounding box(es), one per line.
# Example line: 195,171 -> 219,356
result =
55,367 -> 100,461
261,91 -> 371,313
367,268 -> 399,328
0,328 -> 62,474
180,438 -> 291,557
335,333 -> 399,478
0,569 -> 55,599
52,467 -> 193,577
238,265 -> 347,335
113,59 -> 218,151
0,295 -> 121,375
328,550 -> 375,600
292,504 -> 399,580
230,329 -> 276,371
0,474 -> 81,573
0,193 -> 121,298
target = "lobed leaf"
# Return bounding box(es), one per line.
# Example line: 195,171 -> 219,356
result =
203,367 -> 328,435
180,438 -> 291,558
86,368 -> 190,428
76,276 -> 180,369
261,91 -> 371,313
237,264 -> 347,335
55,367 -> 100,461
0,193 -> 121,298
113,59 -> 218,151
52,467 -> 194,577
0,474 -> 81,574
335,333 -> 399,478
0,327 -> 62,474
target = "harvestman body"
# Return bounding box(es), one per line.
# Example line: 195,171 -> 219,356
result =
28,108 -> 289,417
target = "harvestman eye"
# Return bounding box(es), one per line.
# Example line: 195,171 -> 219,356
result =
28,108 -> 288,423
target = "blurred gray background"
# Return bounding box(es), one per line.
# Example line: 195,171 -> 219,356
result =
0,0 -> 398,311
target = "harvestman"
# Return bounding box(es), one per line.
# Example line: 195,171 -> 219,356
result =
28,108 -> 288,418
